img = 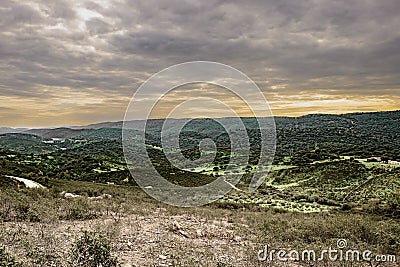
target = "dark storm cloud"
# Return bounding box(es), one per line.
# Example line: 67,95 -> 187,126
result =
0,0 -> 399,126
0,2 -> 43,28
103,0 -> 400,88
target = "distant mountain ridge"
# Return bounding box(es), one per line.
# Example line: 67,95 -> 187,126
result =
2,110 -> 399,133
0,127 -> 29,135
70,109 -> 400,130
24,128 -> 93,139
1,111 -> 399,152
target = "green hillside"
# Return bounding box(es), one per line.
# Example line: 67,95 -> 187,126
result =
0,110 -> 399,216
0,134 -> 56,154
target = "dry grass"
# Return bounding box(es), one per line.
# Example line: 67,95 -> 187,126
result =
0,181 -> 399,266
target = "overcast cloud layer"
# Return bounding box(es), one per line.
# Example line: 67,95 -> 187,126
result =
1,0 -> 399,126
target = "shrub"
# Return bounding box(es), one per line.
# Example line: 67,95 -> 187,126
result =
62,198 -> 99,221
0,245 -> 23,267
386,190 -> 400,218
70,231 -> 118,267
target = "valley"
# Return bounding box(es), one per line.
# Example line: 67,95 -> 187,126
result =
0,110 -> 399,266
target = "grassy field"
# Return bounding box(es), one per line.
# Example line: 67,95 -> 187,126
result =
0,176 -> 399,266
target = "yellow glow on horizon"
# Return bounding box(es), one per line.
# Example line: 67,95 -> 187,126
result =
0,84 -> 399,127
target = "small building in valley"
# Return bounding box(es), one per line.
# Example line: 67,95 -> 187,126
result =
367,157 -> 382,162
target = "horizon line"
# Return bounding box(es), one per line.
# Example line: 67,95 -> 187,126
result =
1,109 -> 399,129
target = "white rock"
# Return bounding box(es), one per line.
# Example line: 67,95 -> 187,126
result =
159,254 -> 167,260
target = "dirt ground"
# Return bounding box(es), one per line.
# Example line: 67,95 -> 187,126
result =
1,207 -> 267,266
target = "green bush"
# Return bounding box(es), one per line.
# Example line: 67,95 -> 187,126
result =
384,190 -> 400,218
70,231 -> 118,267
0,245 -> 23,267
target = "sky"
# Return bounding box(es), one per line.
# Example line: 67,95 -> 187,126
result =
1,0 -> 399,127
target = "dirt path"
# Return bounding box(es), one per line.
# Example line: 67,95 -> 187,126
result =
5,175 -> 45,189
